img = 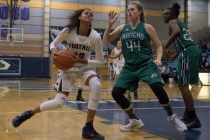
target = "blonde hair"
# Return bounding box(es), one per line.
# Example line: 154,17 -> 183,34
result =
129,0 -> 145,22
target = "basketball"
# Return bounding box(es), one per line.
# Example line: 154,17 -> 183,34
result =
52,50 -> 76,70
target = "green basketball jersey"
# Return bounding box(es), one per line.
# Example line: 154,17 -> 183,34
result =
169,19 -> 196,54
120,23 -> 153,65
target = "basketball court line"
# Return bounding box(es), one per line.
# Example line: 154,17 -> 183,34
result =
0,109 -> 82,115
65,99 -> 210,140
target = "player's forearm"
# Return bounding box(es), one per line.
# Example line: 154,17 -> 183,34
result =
50,48 -> 57,53
76,59 -> 88,65
103,24 -> 112,45
156,46 -> 163,61
88,59 -> 104,67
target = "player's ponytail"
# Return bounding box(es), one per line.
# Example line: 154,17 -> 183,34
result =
171,3 -> 180,18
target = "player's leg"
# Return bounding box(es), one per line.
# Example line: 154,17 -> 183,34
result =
149,82 -> 187,131
12,72 -> 72,128
114,63 -> 121,80
143,62 -> 187,131
76,79 -> 84,101
112,66 -> 144,132
112,86 -> 144,132
134,90 -> 138,100
127,91 -> 131,101
81,71 -> 104,139
178,49 -> 201,129
109,63 -> 115,80
76,87 -> 84,101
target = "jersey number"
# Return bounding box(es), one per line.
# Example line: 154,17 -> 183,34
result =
74,52 -> 85,59
183,28 -> 193,41
126,41 -> 141,52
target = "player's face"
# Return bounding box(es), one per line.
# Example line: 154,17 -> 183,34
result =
163,9 -> 172,23
117,41 -> 122,49
79,9 -> 93,23
127,4 -> 141,21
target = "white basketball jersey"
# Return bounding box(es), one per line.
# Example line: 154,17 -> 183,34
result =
113,48 -> 125,64
50,27 -> 104,69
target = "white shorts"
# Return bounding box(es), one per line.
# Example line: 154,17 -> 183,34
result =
53,67 -> 96,92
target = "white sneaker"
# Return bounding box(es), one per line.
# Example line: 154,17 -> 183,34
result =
167,113 -> 187,132
120,119 -> 144,132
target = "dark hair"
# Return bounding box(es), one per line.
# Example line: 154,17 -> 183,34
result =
169,3 -> 180,18
66,8 -> 92,32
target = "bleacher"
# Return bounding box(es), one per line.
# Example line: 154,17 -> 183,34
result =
205,41 -> 210,68
193,26 -> 210,71
167,60 -> 178,69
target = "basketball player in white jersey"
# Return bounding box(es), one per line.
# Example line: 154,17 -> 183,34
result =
109,40 -> 138,100
110,40 -> 125,79
50,27 -> 85,101
12,8 -> 105,140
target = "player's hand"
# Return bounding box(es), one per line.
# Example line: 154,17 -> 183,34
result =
75,58 -> 87,65
51,49 -> 58,60
153,59 -> 162,67
51,48 -> 58,54
104,54 -> 109,58
108,10 -> 118,26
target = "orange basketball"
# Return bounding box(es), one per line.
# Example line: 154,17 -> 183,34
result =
52,50 -> 76,70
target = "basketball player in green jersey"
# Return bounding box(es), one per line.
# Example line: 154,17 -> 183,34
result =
103,0 -> 187,132
163,3 -> 201,129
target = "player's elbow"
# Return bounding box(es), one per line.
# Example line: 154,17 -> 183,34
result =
102,42 -> 108,46
97,59 -> 105,67
102,39 -> 111,46
173,30 -> 180,36
100,60 -> 105,66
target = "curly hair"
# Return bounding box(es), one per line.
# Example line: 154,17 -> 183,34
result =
66,8 -> 92,32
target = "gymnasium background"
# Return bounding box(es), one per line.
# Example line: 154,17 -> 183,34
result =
0,0 -> 209,77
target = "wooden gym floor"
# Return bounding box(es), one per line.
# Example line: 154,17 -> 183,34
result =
0,72 -> 210,140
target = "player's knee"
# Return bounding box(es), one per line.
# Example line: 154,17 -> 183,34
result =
55,92 -> 67,105
112,87 -> 125,100
89,77 -> 101,100
88,98 -> 99,110
40,93 -> 67,111
93,80 -> 101,91
150,83 -> 169,104
88,77 -> 101,110
112,87 -> 130,109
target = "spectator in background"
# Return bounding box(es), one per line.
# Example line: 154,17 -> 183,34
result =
109,40 -> 125,80
160,64 -> 171,82
200,41 -> 207,51
200,56 -> 209,70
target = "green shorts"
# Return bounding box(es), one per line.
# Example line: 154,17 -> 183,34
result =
177,45 -> 201,85
114,60 -> 163,92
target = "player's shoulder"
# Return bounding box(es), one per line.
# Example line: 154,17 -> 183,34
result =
144,23 -> 154,29
62,27 -> 77,35
90,28 -> 101,38
168,19 -> 178,25
88,29 -> 102,44
61,27 -> 69,33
